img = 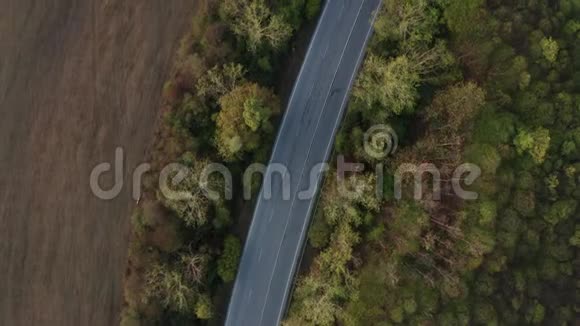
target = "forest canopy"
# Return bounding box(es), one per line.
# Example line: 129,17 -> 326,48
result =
287,0 -> 580,325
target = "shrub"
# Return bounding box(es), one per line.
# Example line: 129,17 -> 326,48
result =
217,236 -> 242,282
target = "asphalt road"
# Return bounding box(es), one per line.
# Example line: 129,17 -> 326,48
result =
225,0 -> 382,325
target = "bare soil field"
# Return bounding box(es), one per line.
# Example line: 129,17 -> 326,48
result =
0,1 -> 193,325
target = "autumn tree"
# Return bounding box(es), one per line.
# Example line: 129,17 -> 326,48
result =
286,274 -> 340,326
374,0 -> 438,51
159,158 -> 216,228
353,54 -> 420,118
426,82 -> 486,133
144,263 -> 196,314
221,0 -> 292,52
216,82 -> 280,161
196,63 -> 246,99
353,41 -> 454,121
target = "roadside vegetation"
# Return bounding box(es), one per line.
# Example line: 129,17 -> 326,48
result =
286,0 -> 580,325
120,0 -> 320,325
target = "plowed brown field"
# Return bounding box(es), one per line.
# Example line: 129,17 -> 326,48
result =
0,1 -> 193,325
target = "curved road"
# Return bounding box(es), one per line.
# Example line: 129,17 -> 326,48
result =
225,0 -> 382,325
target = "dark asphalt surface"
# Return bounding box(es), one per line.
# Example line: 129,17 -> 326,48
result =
225,0 -> 382,325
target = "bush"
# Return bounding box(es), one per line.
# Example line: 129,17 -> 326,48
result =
217,235 -> 242,282
305,0 -> 321,20
195,294 -> 214,320
308,214 -> 331,248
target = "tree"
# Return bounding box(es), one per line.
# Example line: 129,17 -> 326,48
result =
478,201 -> 497,226
195,294 -> 214,320
473,301 -> 498,325
374,0 -> 438,51
570,227 -> 580,247
180,252 -> 208,284
441,0 -> 488,38
243,96 -> 270,131
222,0 -> 292,52
389,306 -> 405,323
217,235 -> 242,282
525,301 -> 545,324
213,203 -> 232,229
545,200 -> 577,225
426,82 -> 486,133
388,202 -> 429,255
513,128 -> 551,164
474,109 -> 515,146
474,273 -> 496,297
320,172 -> 381,226
403,297 -> 418,314
287,275 -> 340,326
159,158 -> 217,228
464,144 -> 501,175
216,82 -> 280,161
196,63 -> 246,99
512,191 -> 536,217
166,92 -> 211,140
308,214 -> 331,249
144,263 -> 196,313
148,217 -> 185,253
353,54 -> 420,118
540,37 -> 559,63
318,223 -> 360,279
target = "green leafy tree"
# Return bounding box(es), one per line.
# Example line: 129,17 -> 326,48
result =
569,227 -> 580,247
320,173 -> 381,226
195,294 -> 214,320
217,236 -> 242,282
374,0 -> 438,50
473,301 -> 498,325
464,144 -> 502,175
308,214 -> 331,249
389,306 -> 405,323
216,82 -> 279,161
441,0 -> 487,38
545,200 -> 577,225
286,275 -> 340,326
305,0 -> 321,20
473,110 -> 516,145
540,37 -> 559,63
525,301 -> 545,324
243,96 -> 270,131
353,55 -> 420,118
478,201 -> 497,226
388,202 -> 429,255
403,297 -> 418,314
317,223 -> 360,278
513,128 -> 551,164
